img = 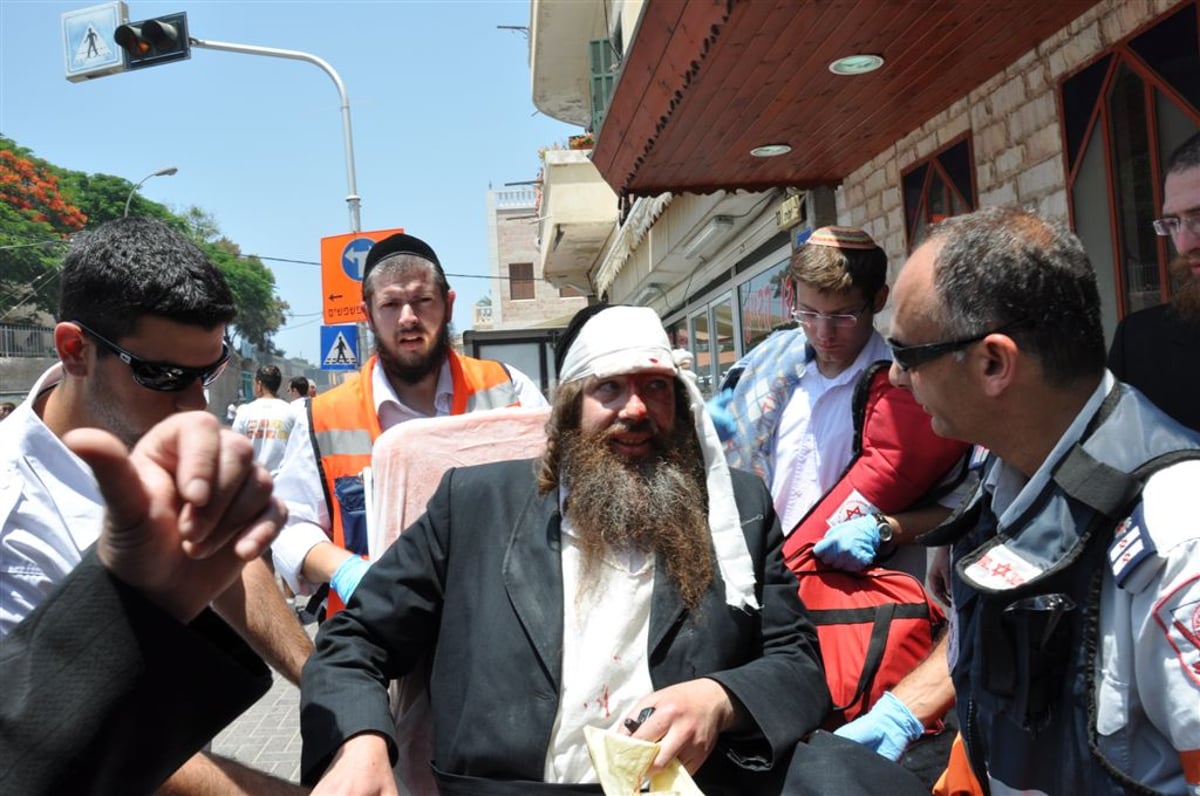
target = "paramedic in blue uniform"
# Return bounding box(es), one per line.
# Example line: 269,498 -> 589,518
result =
889,205 -> 1200,794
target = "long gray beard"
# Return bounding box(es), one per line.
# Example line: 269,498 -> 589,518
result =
559,420 -> 713,609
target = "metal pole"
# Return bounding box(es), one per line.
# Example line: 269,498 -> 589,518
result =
190,38 -> 362,232
124,165 -> 178,217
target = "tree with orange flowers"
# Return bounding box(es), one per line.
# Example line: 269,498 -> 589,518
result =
0,137 -> 287,351
0,138 -> 87,322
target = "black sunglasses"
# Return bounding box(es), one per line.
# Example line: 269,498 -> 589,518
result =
887,321 -> 1029,372
74,321 -> 231,392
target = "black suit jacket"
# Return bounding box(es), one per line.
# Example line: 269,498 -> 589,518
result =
0,551 -> 271,795
1108,303 -> 1200,431
301,459 -> 829,792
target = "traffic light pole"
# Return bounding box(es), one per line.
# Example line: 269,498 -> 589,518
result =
189,37 -> 362,233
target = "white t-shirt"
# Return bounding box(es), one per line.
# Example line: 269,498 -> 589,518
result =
770,332 -> 893,532
232,396 -> 296,475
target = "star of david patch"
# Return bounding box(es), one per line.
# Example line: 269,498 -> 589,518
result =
1153,576 -> 1200,689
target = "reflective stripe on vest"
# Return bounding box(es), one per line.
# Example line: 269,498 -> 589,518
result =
311,351 -> 520,617
312,427 -> 373,458
466,380 -> 519,412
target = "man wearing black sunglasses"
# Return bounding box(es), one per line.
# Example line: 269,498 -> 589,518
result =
0,216 -> 311,794
889,206 -> 1200,795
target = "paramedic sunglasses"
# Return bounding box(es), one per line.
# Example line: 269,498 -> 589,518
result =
74,321 -> 231,392
887,320 -> 1029,372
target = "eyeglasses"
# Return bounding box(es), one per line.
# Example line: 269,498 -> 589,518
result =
74,321 -> 231,392
887,321 -> 1028,372
1151,212 -> 1200,238
791,304 -> 869,329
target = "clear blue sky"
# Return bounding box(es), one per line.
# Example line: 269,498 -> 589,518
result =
1,0 -> 576,362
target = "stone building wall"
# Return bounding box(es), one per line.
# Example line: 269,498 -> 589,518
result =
837,0 -> 1180,280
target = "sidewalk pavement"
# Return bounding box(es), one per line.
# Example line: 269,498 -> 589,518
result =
210,617 -> 317,784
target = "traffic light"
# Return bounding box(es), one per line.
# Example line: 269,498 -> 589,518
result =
114,12 -> 190,70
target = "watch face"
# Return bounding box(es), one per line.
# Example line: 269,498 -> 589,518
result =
875,515 -> 893,543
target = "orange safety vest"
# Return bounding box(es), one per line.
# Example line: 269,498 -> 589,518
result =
309,350 -> 521,614
932,734 -> 985,796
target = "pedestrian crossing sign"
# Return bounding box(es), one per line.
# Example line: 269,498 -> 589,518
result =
62,2 -> 127,82
321,324 -> 359,371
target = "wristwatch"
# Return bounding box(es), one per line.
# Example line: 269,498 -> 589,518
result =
872,513 -> 895,548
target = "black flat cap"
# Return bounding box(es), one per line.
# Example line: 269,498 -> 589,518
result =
362,232 -> 444,285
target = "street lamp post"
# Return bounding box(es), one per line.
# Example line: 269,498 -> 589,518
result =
124,166 -> 179,217
188,38 -> 361,232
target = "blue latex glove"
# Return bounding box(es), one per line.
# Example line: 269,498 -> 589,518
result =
834,691 -> 924,761
706,387 -> 737,441
813,514 -> 880,571
330,555 -> 370,602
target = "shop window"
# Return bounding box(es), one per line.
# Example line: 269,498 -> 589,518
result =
737,256 -> 792,352
713,298 -> 736,389
1060,0 -> 1199,335
902,135 -> 976,252
509,262 -> 534,301
690,309 -> 712,397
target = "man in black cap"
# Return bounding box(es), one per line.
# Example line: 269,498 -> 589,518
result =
270,233 -> 547,616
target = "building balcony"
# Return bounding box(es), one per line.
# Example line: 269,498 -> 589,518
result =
538,149 -> 618,293
529,0 -> 607,127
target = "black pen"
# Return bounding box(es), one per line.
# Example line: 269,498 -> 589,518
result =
623,706 -> 655,733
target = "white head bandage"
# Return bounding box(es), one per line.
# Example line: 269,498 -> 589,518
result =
559,306 -> 759,611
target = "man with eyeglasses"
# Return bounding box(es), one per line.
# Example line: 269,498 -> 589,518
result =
0,216 -> 312,795
715,226 -> 961,541
709,226 -> 970,780
889,206 -> 1200,794
1108,130 -> 1200,432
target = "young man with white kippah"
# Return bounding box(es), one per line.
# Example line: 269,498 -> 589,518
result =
299,304 -> 859,794
711,227 -> 971,779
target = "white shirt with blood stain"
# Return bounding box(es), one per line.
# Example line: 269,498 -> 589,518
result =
543,516 -> 656,784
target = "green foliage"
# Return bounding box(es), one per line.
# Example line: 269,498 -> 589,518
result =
63,170 -> 177,228
184,211 -> 289,352
0,136 -> 288,352
0,137 -> 85,322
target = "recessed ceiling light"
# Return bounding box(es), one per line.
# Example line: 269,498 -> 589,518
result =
750,143 -> 792,158
828,54 -> 885,75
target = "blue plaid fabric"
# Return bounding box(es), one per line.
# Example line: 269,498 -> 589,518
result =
721,327 -> 811,483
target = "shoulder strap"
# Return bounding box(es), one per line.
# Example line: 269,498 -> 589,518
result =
832,602 -> 898,714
